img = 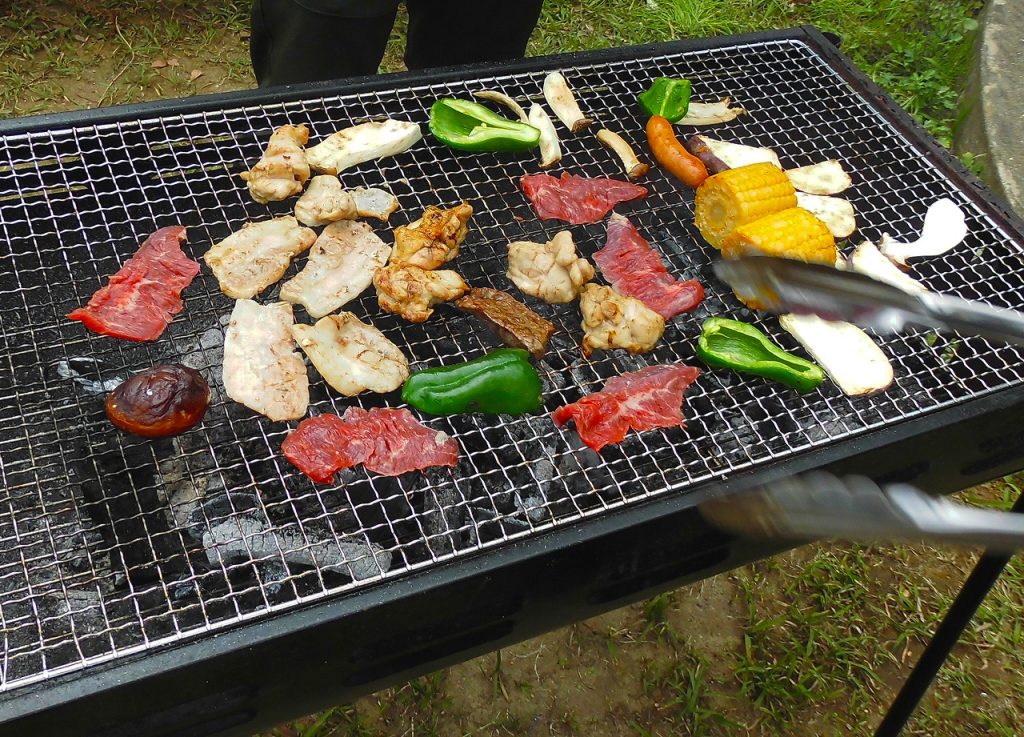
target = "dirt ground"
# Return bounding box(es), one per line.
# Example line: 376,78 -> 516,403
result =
4,3 -> 1023,736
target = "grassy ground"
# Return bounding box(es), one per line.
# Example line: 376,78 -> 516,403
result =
3,1 -> 1016,735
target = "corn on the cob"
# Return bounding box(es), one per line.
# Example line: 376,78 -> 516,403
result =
694,162 -> 796,249
721,206 -> 837,309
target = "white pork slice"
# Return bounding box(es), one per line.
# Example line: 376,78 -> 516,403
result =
305,120 -> 422,175
279,220 -> 392,318
204,216 -> 317,299
351,187 -> 400,222
291,312 -> 409,396
223,300 -> 309,421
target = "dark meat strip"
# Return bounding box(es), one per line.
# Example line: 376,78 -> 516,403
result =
552,364 -> 701,452
68,225 -> 200,341
282,407 -> 459,482
520,171 -> 647,225
454,287 -> 556,358
593,214 -> 704,319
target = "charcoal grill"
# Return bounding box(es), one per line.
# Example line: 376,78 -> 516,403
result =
2,27 -> 1024,736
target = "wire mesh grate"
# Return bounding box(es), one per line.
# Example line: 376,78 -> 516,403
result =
1,37 -> 1023,692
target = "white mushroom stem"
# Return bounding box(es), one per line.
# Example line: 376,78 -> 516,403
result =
543,71 -> 594,133
473,90 -> 529,124
596,129 -> 649,180
779,314 -> 893,397
528,104 -> 562,169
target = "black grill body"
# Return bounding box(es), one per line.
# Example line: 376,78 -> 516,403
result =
1,28 -> 1023,737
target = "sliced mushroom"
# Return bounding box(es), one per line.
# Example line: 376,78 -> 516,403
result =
878,198 -> 968,268
677,98 -> 746,125
779,313 -> 893,397
543,71 -> 594,133
528,103 -> 562,169
795,192 -> 856,239
473,90 -> 530,124
596,128 -> 649,180
784,160 -> 852,195
848,240 -> 928,294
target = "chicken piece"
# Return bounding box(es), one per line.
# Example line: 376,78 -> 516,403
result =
294,177 -> 401,227
579,283 -> 664,357
455,287 -> 555,358
223,300 -> 308,421
305,120 -> 422,175
507,230 -> 595,304
391,202 -> 474,270
294,175 -> 357,226
279,220 -> 391,318
204,217 -> 317,299
373,263 -> 468,323
291,312 -> 409,396
239,124 -> 311,204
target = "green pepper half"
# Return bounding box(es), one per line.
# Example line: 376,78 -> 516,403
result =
637,77 -> 692,123
429,98 -> 541,153
696,317 -> 824,393
402,348 -> 543,416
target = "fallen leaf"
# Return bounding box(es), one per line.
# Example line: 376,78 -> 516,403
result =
167,58 -> 180,67
73,34 -> 89,43
189,69 -> 204,81
151,59 -> 167,69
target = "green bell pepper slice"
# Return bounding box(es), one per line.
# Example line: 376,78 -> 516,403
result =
429,98 -> 541,153
696,317 -> 824,393
637,77 -> 692,122
402,348 -> 543,416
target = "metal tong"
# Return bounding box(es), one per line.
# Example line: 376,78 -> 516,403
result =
706,256 -> 1024,548
700,472 -> 1024,553
713,256 -> 1024,347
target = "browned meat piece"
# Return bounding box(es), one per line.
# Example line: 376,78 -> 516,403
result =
455,287 -> 555,358
239,124 -> 311,204
391,201 -> 474,269
373,263 -> 469,323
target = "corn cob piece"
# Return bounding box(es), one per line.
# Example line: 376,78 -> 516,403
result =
721,206 -> 837,309
694,162 -> 796,249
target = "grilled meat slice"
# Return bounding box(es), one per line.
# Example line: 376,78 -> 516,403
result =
239,124 -> 311,204
223,300 -> 308,422
204,217 -> 317,300
391,201 -> 474,270
455,287 -> 555,358
294,175 -> 357,226
373,263 -> 468,323
294,177 -> 400,227
279,220 -> 391,318
507,230 -> 595,304
290,312 -> 409,396
579,283 -> 665,357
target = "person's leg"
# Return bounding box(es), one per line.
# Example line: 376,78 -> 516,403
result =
250,0 -> 400,87
403,0 -> 544,70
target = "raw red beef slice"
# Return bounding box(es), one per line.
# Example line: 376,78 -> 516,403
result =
67,225 -> 200,341
552,364 -> 700,452
593,214 -> 704,318
520,172 -> 647,224
283,407 -> 459,482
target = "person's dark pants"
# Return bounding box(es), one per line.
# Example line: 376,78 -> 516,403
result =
250,0 -> 545,87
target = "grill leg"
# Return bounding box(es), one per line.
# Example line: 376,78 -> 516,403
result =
873,488 -> 1024,737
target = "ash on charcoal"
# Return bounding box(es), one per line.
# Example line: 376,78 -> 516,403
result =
54,356 -> 124,394
418,468 -> 467,557
189,491 -> 391,583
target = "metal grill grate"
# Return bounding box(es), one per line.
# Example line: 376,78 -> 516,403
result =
1,36 -> 1023,693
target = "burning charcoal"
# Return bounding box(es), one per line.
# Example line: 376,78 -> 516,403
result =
189,492 -> 391,582
419,468 -> 467,557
